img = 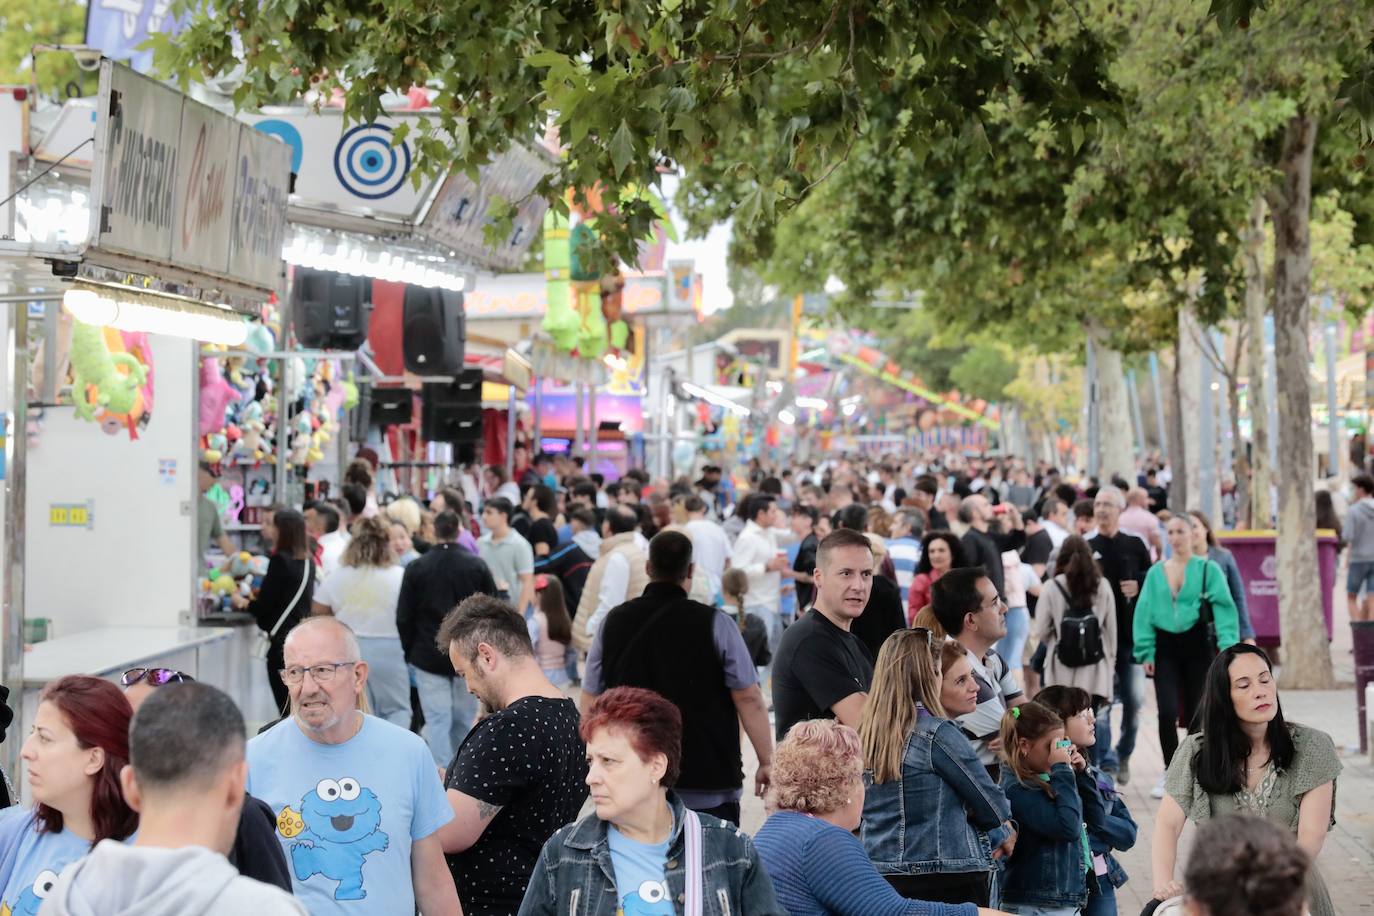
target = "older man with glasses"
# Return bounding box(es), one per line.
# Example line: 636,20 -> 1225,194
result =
245,616 -> 459,915
1087,485 -> 1154,785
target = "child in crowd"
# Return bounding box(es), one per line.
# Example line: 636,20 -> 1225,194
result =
998,701 -> 1091,916
722,567 -> 772,667
530,575 -> 573,686
1144,814 -> 1310,916
1036,686 -> 1137,916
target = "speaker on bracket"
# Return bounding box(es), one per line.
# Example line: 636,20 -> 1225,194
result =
421,368 -> 484,443
402,286 -> 466,374
292,267 -> 373,350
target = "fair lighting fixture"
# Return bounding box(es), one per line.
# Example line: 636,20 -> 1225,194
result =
283,230 -> 468,292
680,381 -> 751,417
794,396 -> 828,410
778,408 -> 797,425
63,286 -> 249,346
842,402 -> 858,417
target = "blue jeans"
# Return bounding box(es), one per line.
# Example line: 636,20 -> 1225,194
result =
1083,875 -> 1117,916
358,636 -> 412,729
1004,906 -> 1080,916
564,645 -> 580,684
411,665 -> 477,767
996,606 -> 1030,671
1094,654 -> 1145,768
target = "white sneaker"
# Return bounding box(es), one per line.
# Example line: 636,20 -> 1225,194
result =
1150,776 -> 1166,799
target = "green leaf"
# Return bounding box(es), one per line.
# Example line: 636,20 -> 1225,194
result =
610,119 -> 635,179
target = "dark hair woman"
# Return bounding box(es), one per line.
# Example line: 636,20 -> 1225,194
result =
907,531 -> 968,626
518,687 -> 782,915
1186,510 -> 1256,643
0,677 -> 136,911
1151,645 -> 1339,915
1033,535 -> 1117,707
232,507 -> 314,715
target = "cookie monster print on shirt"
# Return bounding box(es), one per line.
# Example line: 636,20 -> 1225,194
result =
606,826 -> 673,916
247,715 -> 453,914
0,808 -> 93,916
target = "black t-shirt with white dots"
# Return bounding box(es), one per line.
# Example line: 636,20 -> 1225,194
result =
444,695 -> 588,915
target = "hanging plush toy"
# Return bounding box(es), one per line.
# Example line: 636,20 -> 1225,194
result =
569,221 -> 608,358
199,357 -> 238,437
68,320 -> 148,427
542,209 -> 580,351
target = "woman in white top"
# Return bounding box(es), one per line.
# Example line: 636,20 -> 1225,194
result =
311,516 -> 410,727
1033,534 -> 1117,705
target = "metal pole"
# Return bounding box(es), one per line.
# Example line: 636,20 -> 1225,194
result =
1325,300 -> 1340,478
1264,314 -> 1279,476
588,380 -> 599,458
1211,329 -> 1234,476
505,385 -> 517,481
276,355 -> 290,506
1127,369 -> 1147,458
2,305 -> 28,785
1199,337 -> 1218,522
574,381 -> 585,458
1148,352 -> 1168,460
1085,333 -> 1100,477
532,376 -> 542,450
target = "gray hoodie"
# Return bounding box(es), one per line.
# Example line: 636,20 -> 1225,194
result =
573,528 -> 602,559
1348,498 -> 1374,562
40,841 -> 306,916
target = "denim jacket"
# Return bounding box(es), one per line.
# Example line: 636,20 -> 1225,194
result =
1078,765 -> 1136,892
861,712 -> 1013,876
999,763 -> 1089,910
517,791 -> 785,916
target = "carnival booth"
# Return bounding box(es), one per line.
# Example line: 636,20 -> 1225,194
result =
0,61 -> 292,781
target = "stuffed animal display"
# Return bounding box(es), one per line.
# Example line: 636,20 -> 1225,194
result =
68,320 -> 152,439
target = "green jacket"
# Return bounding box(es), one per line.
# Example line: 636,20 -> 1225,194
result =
1132,555 -> 1239,663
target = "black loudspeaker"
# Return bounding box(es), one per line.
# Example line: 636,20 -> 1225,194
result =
402,286 -> 465,373
422,369 -> 483,443
292,268 -> 373,350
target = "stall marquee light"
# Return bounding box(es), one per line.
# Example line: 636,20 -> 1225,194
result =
842,403 -> 858,417
62,287 -> 249,346
778,408 -> 797,425
284,239 -> 467,292
794,396 -> 828,410
680,381 -> 751,417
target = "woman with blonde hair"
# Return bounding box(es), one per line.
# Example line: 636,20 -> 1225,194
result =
310,515 -> 410,727
755,718 -> 1007,915
859,631 -> 1015,907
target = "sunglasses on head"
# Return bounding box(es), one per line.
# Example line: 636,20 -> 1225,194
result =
121,668 -> 194,688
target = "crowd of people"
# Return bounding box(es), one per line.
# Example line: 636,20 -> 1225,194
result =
0,447 -> 1347,915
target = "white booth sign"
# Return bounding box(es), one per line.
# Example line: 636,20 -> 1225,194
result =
87,60 -> 291,294
419,142 -> 554,271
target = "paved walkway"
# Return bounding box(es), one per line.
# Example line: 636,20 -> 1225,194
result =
737,600 -> 1374,913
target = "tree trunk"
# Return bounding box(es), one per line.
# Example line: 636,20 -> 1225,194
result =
1088,324 -> 1136,486
1178,306 -> 1206,511
1243,193 -> 1273,528
1267,113 -> 1333,689
1224,331 -> 1249,529
1166,346 -> 1188,512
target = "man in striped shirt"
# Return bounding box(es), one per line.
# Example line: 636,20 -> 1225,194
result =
886,508 -> 924,607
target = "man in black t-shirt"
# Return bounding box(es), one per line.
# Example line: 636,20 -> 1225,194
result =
790,505 -> 820,611
436,594 -> 588,916
1088,486 -> 1153,784
522,484 -> 560,559
772,528 -> 876,740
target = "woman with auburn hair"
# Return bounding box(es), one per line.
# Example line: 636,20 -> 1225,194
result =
0,677 -> 136,912
518,687 -> 782,915
311,515 -> 409,727
859,631 -> 1015,907
755,718 -> 1010,916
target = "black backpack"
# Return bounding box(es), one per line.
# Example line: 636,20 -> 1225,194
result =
1054,580 -> 1105,668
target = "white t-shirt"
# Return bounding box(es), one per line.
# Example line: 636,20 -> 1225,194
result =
319,530 -> 351,579
685,518 -> 731,596
314,564 -> 405,639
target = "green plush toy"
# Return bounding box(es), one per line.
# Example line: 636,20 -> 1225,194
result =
68,320 -> 147,423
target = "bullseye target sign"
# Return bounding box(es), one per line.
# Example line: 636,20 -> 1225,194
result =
238,111 -> 440,221
333,124 -> 412,200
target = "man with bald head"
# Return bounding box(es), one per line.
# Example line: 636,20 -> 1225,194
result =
246,617 -> 460,915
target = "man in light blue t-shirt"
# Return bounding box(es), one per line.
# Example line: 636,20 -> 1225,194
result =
246,616 -> 458,915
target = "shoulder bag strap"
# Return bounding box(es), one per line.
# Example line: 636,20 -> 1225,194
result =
267,561 -> 311,640
1198,560 -> 1213,625
683,808 -> 703,916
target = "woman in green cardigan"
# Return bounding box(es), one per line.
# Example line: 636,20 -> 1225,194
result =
1132,515 -> 1239,783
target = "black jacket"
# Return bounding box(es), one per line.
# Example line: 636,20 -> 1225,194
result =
600,583 -> 744,792
232,796 -> 292,891
249,554 -> 314,648
851,574 -> 906,662
961,527 -> 1025,597
397,542 -> 498,675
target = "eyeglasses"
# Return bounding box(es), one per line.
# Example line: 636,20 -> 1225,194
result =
279,661 -> 357,685
122,668 -> 194,687
1074,708 -> 1096,723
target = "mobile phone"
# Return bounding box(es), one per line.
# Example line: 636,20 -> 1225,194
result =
1055,739 -> 1073,750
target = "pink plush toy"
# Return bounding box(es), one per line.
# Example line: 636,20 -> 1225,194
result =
199,357 -> 238,437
